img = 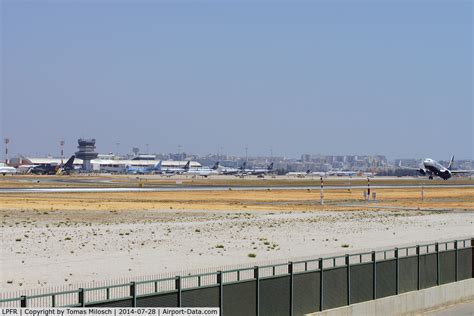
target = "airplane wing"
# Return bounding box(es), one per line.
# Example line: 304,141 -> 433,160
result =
450,170 -> 474,174
398,165 -> 421,171
398,161 -> 422,171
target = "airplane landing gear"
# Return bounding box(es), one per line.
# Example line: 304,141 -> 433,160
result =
428,175 -> 433,180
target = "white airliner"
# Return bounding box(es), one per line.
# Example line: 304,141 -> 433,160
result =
326,170 -> 357,177
183,162 -> 219,178
238,162 -> 274,176
214,162 -> 240,175
156,161 -> 190,176
0,163 -> 17,175
287,169 -> 313,178
399,156 -> 473,180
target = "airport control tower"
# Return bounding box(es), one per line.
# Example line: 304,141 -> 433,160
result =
75,139 -> 98,171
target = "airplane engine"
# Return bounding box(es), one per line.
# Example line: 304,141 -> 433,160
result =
441,170 -> 451,180
419,169 -> 426,176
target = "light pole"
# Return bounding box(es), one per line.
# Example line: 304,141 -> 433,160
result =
367,177 -> 371,202
60,140 -> 65,164
245,147 -> 248,162
4,138 -> 9,164
146,143 -> 149,154
320,176 -> 324,205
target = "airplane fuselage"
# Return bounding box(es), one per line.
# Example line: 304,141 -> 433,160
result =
0,166 -> 17,175
423,159 -> 451,180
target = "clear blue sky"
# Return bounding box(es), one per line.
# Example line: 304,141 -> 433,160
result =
1,0 -> 472,160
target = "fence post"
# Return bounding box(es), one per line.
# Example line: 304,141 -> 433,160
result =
435,243 -> 440,286
217,271 -> 223,315
254,266 -> 260,316
345,254 -> 350,306
416,245 -> 421,290
319,258 -> 324,311
78,288 -> 85,307
20,296 -> 27,308
130,282 -> 137,307
175,276 -> 182,307
372,251 -> 376,300
395,248 -> 399,295
289,262 -> 294,316
471,238 -> 474,278
454,240 -> 458,282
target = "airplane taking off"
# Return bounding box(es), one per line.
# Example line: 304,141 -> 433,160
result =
29,155 -> 76,175
0,163 -> 17,176
399,156 -> 473,180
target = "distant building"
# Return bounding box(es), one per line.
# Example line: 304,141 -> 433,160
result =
20,157 -> 201,173
75,139 -> 99,171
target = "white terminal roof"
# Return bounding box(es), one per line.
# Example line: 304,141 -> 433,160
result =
24,158 -> 201,168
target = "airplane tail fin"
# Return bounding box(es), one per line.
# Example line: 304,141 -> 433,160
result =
212,162 -> 219,170
183,161 -> 191,170
240,162 -> 247,170
60,155 -> 75,174
64,155 -> 75,168
447,155 -> 454,170
268,162 -> 274,170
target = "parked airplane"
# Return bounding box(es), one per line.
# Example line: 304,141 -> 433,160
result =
0,163 -> 17,176
183,162 -> 219,177
399,156 -> 473,180
29,155 -> 76,175
326,170 -> 357,177
252,162 -> 274,176
214,162 -> 240,175
311,171 -> 328,177
16,165 -> 37,174
125,165 -> 155,175
287,169 -> 359,178
239,162 -> 274,176
158,161 -> 190,176
287,169 -> 313,178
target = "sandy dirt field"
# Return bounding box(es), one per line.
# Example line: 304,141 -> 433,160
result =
1,184 -> 473,294
0,186 -> 473,212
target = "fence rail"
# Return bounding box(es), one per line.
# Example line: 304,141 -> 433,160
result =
1,238 -> 473,316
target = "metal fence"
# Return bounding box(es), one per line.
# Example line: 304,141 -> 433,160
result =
1,238 -> 472,316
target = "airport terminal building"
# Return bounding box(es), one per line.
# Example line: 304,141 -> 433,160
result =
14,155 -> 201,173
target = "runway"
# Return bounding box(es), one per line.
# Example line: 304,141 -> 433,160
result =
0,183 -> 473,193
